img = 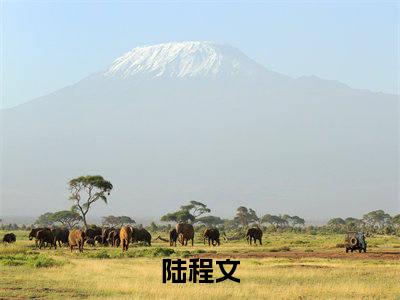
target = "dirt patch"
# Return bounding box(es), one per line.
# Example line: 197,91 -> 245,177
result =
273,264 -> 332,269
194,250 -> 400,261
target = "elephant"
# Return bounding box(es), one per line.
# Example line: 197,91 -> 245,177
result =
246,227 -> 262,245
36,229 -> 56,249
51,227 -> 69,247
120,226 -> 132,251
176,223 -> 194,246
2,233 -> 16,243
132,228 -> 152,246
203,228 -> 220,246
169,229 -> 178,246
69,229 -> 85,252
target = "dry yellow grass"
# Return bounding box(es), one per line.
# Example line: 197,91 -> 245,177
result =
2,255 -> 400,299
1,231 -> 399,299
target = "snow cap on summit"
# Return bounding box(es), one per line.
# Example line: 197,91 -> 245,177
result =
103,41 -> 265,79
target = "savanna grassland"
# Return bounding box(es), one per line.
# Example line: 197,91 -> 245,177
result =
1,230 -> 399,299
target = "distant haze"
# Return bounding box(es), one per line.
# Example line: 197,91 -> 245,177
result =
1,41 -> 399,221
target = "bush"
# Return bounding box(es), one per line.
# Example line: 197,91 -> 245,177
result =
0,253 -> 61,268
291,240 -> 309,245
270,246 -> 290,252
191,249 -> 206,254
88,250 -> 111,259
125,247 -> 175,258
178,250 -> 191,258
152,247 -> 175,257
1,257 -> 25,266
29,255 -> 59,268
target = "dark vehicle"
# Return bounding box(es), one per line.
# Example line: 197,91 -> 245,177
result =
345,232 -> 367,253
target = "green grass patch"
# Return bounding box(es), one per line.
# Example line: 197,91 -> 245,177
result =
124,247 -> 175,258
0,253 -> 62,268
270,246 -> 291,252
87,250 -> 111,259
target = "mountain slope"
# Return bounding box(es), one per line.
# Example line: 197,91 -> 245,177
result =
1,42 -> 398,219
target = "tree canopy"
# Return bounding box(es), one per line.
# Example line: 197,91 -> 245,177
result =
180,201 -> 211,218
392,214 -> 400,227
161,201 -> 210,223
68,175 -> 113,230
234,206 -> 259,227
34,212 -> 55,227
102,215 -> 135,227
51,210 -> 82,229
261,214 -> 288,227
195,215 -> 224,227
161,210 -> 195,223
363,210 -> 391,229
34,210 -> 81,228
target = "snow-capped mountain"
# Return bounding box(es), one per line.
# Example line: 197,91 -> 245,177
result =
1,41 -> 398,219
103,41 -> 266,79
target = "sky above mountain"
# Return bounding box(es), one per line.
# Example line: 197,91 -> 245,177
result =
2,2 -> 398,108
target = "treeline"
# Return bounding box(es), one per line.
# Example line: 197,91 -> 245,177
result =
2,204 -> 399,236
1,175 -> 399,236
158,202 -> 400,236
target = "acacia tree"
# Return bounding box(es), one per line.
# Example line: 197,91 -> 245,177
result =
344,217 -> 362,231
291,216 -> 305,227
326,218 -> 346,232
281,215 -> 305,227
34,212 -> 55,227
180,201 -> 211,218
392,214 -> 400,228
195,215 -> 224,227
161,201 -> 210,224
363,210 -> 391,230
102,215 -> 135,227
261,214 -> 287,228
68,175 -> 113,230
52,210 -> 82,229
161,210 -> 195,223
234,207 -> 259,227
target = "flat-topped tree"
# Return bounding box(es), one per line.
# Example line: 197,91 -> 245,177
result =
195,215 -> 224,227
234,206 -> 259,227
35,212 -> 55,227
102,215 -> 135,227
161,210 -> 195,223
161,200 -> 210,224
180,201 -> 211,219
52,210 -> 82,229
68,175 -> 113,230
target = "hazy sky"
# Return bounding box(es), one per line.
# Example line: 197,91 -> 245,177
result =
1,1 -> 398,108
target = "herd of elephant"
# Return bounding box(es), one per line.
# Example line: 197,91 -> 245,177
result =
22,224 -> 263,252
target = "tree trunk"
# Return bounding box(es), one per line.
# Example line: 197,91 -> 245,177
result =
82,214 -> 88,231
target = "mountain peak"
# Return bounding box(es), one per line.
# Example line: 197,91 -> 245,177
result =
103,41 -> 265,79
